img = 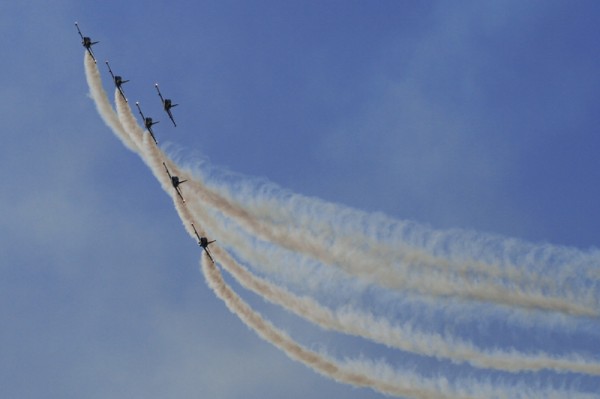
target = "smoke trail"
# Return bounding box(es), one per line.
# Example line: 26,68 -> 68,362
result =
138,133 -> 600,376
202,255 -> 502,399
185,194 -> 600,376
200,256 -> 595,399
182,163 -> 599,293
179,165 -> 530,281
84,53 -> 138,152
149,142 -> 600,379
83,51 -> 600,397
213,228 -> 600,376
170,165 -> 598,317
82,57 -> 596,316
97,71 -> 600,376
158,148 -> 598,315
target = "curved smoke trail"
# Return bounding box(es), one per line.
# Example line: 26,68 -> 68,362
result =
132,140 -> 599,376
83,51 -> 600,397
87,57 -> 599,316
162,154 -> 599,316
185,192 -> 600,376
201,255 -> 534,399
84,54 -> 138,152
176,158 -> 600,290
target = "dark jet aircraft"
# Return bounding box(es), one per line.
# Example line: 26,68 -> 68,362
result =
105,61 -> 129,102
75,22 -> 98,63
155,84 -> 178,127
192,223 -> 216,263
163,162 -> 187,202
135,102 -> 159,145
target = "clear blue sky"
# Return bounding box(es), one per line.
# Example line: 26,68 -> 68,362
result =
1,1 -> 599,398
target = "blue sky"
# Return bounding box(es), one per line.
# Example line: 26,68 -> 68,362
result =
1,1 -> 600,398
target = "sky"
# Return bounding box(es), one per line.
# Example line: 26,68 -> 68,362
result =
1,1 -> 600,398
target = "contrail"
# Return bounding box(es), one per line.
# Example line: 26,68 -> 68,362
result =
201,255 -> 517,399
178,166 -> 535,280
172,167 -> 599,317
210,224 -> 600,376
101,65 -> 600,374
114,99 -> 600,377
200,256 -> 595,399
180,163 -> 599,293
114,93 -> 201,239
84,53 -> 138,152
182,193 -> 600,376
83,58 -> 598,316
152,153 -> 598,316
83,50 -> 600,397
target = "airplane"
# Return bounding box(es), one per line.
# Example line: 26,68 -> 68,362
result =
191,223 -> 216,263
105,61 -> 129,102
155,84 -> 178,127
75,22 -> 98,63
163,162 -> 187,202
135,102 -> 159,144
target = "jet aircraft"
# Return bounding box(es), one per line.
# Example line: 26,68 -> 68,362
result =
135,102 -> 159,145
163,162 -> 187,202
192,223 -> 216,263
155,84 -> 178,127
105,61 -> 129,102
75,22 -> 99,63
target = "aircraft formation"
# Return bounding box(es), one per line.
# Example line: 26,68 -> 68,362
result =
76,22 -> 216,263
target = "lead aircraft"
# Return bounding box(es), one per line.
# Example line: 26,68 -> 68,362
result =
75,22 -> 99,62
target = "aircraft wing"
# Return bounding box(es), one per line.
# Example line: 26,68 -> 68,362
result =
117,87 -> 127,102
163,162 -> 172,178
204,248 -> 215,264
176,187 -> 185,203
191,223 -> 201,241
167,110 -> 177,127
87,48 -> 97,63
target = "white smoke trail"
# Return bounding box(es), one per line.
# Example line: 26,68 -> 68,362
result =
136,130 -> 600,392
178,191 -> 600,376
201,255 -> 531,399
192,167 -> 596,267
84,53 -> 138,152
85,59 -> 600,376
83,51 -> 600,396
138,128 -> 597,375
181,166 -> 529,279
200,256 -> 597,399
137,134 -> 600,377
184,164 -> 600,292
171,165 -> 598,317
177,165 -> 600,396
82,59 -> 597,316
157,148 -> 599,315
